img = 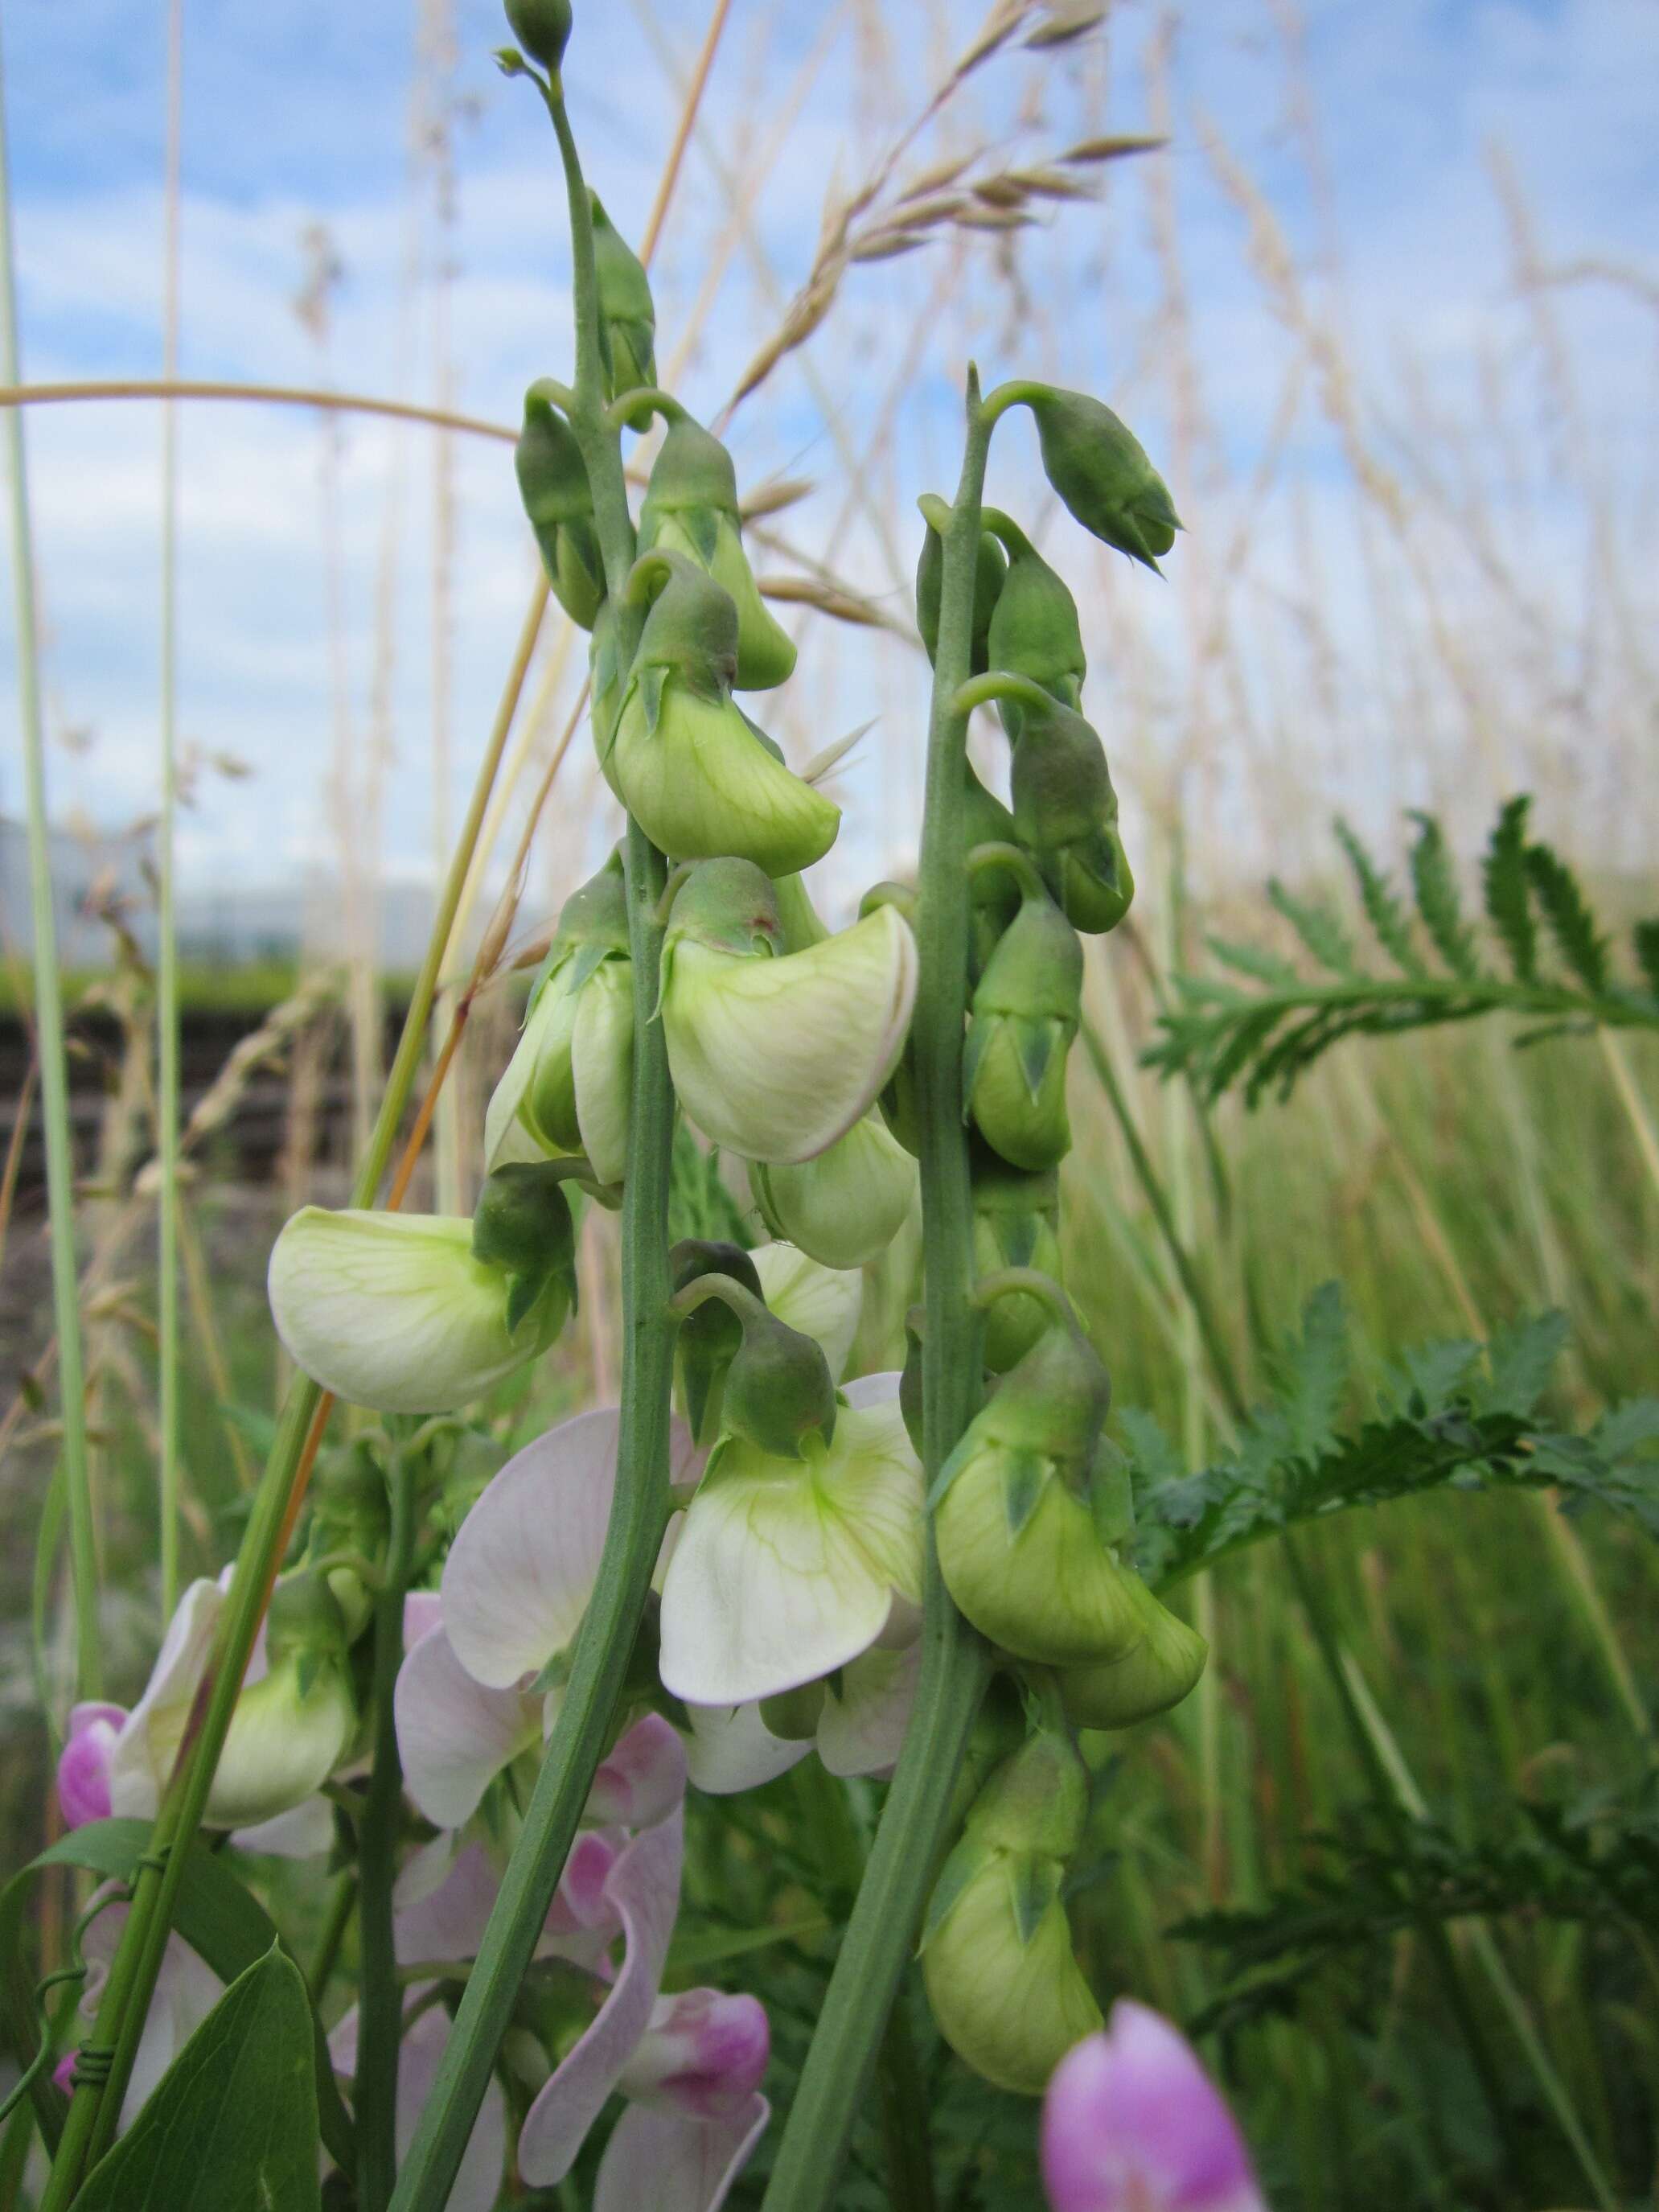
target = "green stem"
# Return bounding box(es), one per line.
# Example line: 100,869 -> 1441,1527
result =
40,528 -> 535,2212
759,368 -> 997,2212
386,79 -> 679,2212
156,0 -> 183,1624
876,1986 -> 938,2212
355,1451 -> 420,2212
0,15 -> 101,1706
309,1873 -> 358,2008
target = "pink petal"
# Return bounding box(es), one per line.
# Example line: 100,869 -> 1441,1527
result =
517,1804 -> 686,2186
393,1623 -> 540,1829
588,1713 -> 688,1829
57,1703 -> 125,1828
330,1993 -> 506,2212
618,1989 -> 769,2119
404,1589 -> 444,1648
442,1409 -> 700,1692
1041,2002 -> 1267,2212
392,1833 -> 624,1972
593,2092 -> 770,2212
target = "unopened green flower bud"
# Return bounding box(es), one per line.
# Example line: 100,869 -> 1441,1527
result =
472,1162 -> 579,1336
1007,689 -> 1134,935
265,1569 -> 350,1677
515,383 -> 603,628
503,0 -> 572,72
971,1160 -> 1062,1372
1057,1573 -> 1208,1730
915,491 -> 1008,669
606,553 -> 838,876
1020,385 -> 1181,572
639,413 -> 796,690
963,870 -> 1082,1173
671,1237 -> 764,1445
967,1725 -> 1089,1859
935,1311 -> 1148,1666
589,191 -> 656,401
983,511 -> 1086,734
749,1112 -> 917,1269
720,1302 -> 838,1461
758,1678 -> 827,1742
922,1836 -> 1102,2095
485,861 -> 633,1183
588,597 -> 624,759
963,763 -> 1022,977
306,1442 -> 388,1641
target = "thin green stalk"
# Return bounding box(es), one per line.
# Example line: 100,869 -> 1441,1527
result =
0,16 -> 101,1705
40,547 -> 535,2212
387,73 -> 680,2212
309,1872 -> 359,2008
759,370 -> 999,2212
156,0 -> 184,1619
355,1449 -> 421,2212
876,1988 -> 938,2212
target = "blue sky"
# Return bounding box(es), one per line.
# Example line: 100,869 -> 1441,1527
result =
2,0 -> 1653,920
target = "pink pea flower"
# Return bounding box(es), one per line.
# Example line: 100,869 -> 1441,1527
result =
1041,2001 -> 1267,2212
56,1702 -> 126,1828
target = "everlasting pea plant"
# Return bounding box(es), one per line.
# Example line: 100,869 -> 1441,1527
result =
19,6 -> 1246,2208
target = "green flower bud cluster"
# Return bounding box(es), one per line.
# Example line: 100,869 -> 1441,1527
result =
921,1727 -> 1102,2095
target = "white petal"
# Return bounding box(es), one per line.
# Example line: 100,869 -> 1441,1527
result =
82,1907 -> 224,2138
663,907 -> 917,1163
107,1579 -> 224,1819
231,1794 -> 335,1859
573,960 -> 634,1187
268,1207 -> 551,1413
518,1807 -> 686,2186
206,1660 -> 355,1829
750,1245 -> 862,1380
682,1702 -> 810,1795
393,1624 -> 540,1829
594,2094 -> 770,2212
442,1407 -> 699,1690
817,1641 -> 921,1778
483,981 -> 564,1171
659,1402 -> 925,1706
397,2004 -> 508,2212
840,1370 -> 902,1410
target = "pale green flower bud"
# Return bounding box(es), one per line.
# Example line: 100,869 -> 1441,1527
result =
983,510 -> 1086,734
671,1237 -> 765,1447
914,491 -> 1007,669
306,1441 -> 388,1642
471,1161 -> 580,1337
749,1112 -> 918,1269
589,191 -> 656,401
1008,689 -> 1134,936
485,861 -> 632,1182
639,413 -> 796,690
212,1574 -> 355,1828
606,553 -> 839,875
515,383 -> 603,629
971,1160 -> 1062,1373
1057,1573 -> 1208,1730
963,870 -> 1082,1173
860,882 -> 922,1154
1020,385 -> 1181,572
966,1726 -> 1090,1859
661,859 -> 918,1164
922,1838 -> 1102,2095
503,0 -> 572,72
934,1315 -> 1148,1665
718,1301 -> 838,1461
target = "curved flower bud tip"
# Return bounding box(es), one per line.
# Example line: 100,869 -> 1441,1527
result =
640,413 -> 797,690
663,869 -> 917,1165
516,384 -> 603,628
1019,385 -> 1182,573
57,1701 -> 125,1829
503,0 -> 572,74
268,1199 -> 570,1414
1058,1575 -> 1208,1732
589,191 -> 657,401
915,489 -> 1007,671
606,557 -> 836,875
751,1241 -> 864,1383
1008,693 -> 1135,936
1041,2001 -> 1267,2212
749,1111 -> 918,1269
921,1839 -> 1101,2096
982,512 -> 1086,731
659,1392 -> 923,1707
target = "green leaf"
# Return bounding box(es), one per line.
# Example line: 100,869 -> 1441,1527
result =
1481,796 -> 1536,981
73,1946 -> 321,2212
1271,1282 -> 1349,1460
0,1822 -> 353,2174
1634,916 -> 1659,1004
1478,1309 -> 1568,1416
1525,840 -> 1609,995
1334,817 -> 1423,975
1408,812 -> 1480,979
1267,881 -> 1356,976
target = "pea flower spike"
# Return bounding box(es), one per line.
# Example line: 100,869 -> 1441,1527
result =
484,858 -> 633,1183
330,1996 -> 507,2212
659,1371 -> 924,1708
660,858 -> 918,1165
106,1572 -> 355,1831
516,1799 -> 771,2207
1041,2001 -> 1268,2212
604,552 -> 838,875
268,1160 -> 580,1413
638,409 -> 797,690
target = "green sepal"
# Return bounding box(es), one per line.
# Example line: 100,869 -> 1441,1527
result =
959,1014 -> 994,1122
683,503 -> 721,565
639,660 -> 667,738
1089,1435 -> 1135,1548
1016,1015 -> 1063,1100
564,935 -> 612,1001
1001,1449 -> 1054,1538
1008,1852 -> 1063,1948
918,1832 -> 985,1954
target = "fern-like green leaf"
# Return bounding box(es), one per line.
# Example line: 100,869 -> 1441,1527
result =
1524,840 -> 1608,993
1635,917 -> 1659,1003
1334,816 -> 1423,975
1409,812 -> 1480,978
1267,881 -> 1356,975
1481,794 -> 1536,980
